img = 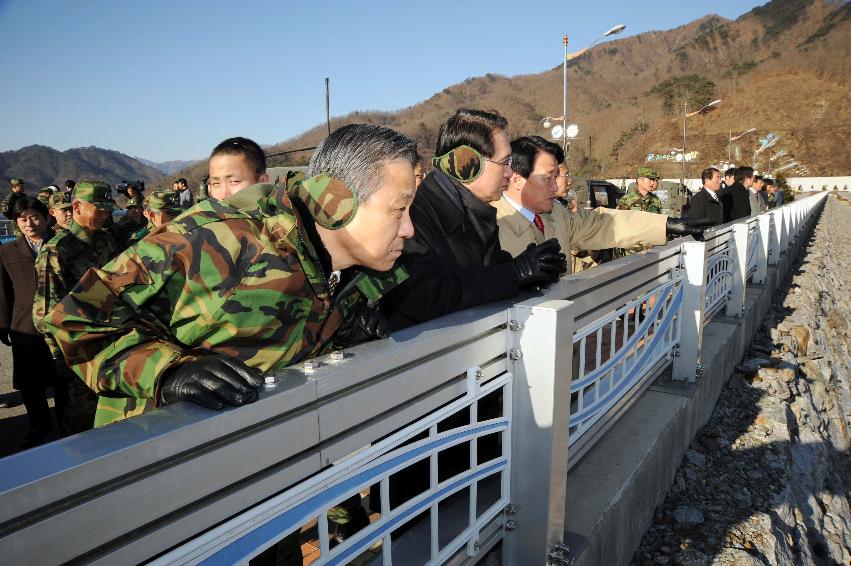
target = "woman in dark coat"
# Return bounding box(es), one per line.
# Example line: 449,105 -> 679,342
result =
0,196 -> 61,448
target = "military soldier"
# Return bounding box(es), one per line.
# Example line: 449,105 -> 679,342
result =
2,178 -> 26,236
47,126 -> 415,425
37,186 -> 54,205
618,166 -> 663,213
125,190 -> 182,247
2,178 -> 26,217
47,192 -> 74,236
112,194 -> 146,247
615,167 -> 664,256
33,180 -> 119,434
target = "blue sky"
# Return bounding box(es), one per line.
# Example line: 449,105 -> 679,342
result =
0,0 -> 767,162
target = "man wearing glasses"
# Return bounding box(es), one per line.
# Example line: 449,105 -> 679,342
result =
495,137 -> 681,271
382,108 -> 567,330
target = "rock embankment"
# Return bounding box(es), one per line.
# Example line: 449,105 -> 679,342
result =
632,195 -> 851,566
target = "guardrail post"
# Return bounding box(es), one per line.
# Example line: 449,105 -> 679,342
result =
768,210 -> 782,266
505,299 -> 574,565
780,206 -> 791,251
726,223 -> 748,318
673,240 -> 707,382
753,214 -> 770,284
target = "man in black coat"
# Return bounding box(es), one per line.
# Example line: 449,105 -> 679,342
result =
687,167 -> 725,226
382,108 -> 567,330
721,166 -> 754,222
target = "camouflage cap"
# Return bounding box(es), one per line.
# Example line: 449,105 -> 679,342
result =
144,190 -> 182,214
73,180 -> 115,210
10,178 -> 23,186
636,166 -> 660,180
49,192 -> 73,209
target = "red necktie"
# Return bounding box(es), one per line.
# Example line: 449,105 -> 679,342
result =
533,213 -> 545,234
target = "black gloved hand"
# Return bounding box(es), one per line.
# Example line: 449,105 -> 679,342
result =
0,330 -> 10,346
158,355 -> 264,410
666,217 -> 714,241
512,238 -> 568,288
334,302 -> 390,348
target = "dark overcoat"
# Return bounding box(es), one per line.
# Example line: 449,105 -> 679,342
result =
0,237 -> 56,390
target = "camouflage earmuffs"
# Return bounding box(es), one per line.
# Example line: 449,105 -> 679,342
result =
285,171 -> 359,230
432,145 -> 483,183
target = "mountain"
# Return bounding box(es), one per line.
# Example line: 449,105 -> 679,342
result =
0,145 -> 165,193
173,0 -> 851,186
135,157 -> 201,176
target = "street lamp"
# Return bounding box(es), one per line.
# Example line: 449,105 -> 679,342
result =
753,134 -> 781,168
682,99 -> 721,183
728,127 -> 756,162
767,149 -> 787,175
546,24 -> 626,155
540,118 -> 580,143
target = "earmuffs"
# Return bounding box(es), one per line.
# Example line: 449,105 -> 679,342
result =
432,145 -> 483,183
285,171 -> 359,230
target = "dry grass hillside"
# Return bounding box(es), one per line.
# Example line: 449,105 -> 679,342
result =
176,0 -> 850,186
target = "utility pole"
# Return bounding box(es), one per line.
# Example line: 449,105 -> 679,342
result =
682,101 -> 688,184
325,78 -> 331,136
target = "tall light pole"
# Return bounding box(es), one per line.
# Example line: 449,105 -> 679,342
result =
768,150 -> 786,176
682,99 -> 721,183
753,134 -> 781,168
728,127 -> 756,162
563,34 -> 568,154
547,25 -> 626,157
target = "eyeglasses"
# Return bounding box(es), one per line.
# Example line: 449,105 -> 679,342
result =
483,155 -> 512,169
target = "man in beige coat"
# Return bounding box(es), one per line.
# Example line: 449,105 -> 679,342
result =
494,136 -> 703,269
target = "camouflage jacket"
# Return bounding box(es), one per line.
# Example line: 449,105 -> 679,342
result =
33,221 -> 119,356
47,177 -> 408,427
616,189 -> 663,213
111,215 -> 147,248
125,224 -> 150,248
1,192 -> 24,236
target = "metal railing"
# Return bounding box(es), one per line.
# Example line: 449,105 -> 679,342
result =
0,193 -> 828,565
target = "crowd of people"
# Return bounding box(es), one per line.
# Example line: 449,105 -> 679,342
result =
3,108 -> 774,554
686,165 -> 784,226
0,176 -> 191,445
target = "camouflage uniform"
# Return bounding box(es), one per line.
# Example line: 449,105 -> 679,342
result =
125,190 -> 183,247
616,167 -> 663,255
112,194 -> 147,248
33,181 -> 119,434
47,175 -> 407,428
48,191 -> 73,237
2,178 -> 26,236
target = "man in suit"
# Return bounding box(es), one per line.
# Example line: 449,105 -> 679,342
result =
748,175 -> 768,216
381,109 -> 568,330
722,166 -> 754,222
687,167 -> 724,226
766,178 -> 783,208
722,167 -> 737,190
492,136 -> 706,266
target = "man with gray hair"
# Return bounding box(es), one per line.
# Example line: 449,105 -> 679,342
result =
46,123 -> 417,428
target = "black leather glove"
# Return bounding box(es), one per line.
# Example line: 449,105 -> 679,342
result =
512,238 -> 568,288
334,302 -> 390,348
0,330 -> 10,346
666,217 -> 714,241
158,355 -> 264,410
